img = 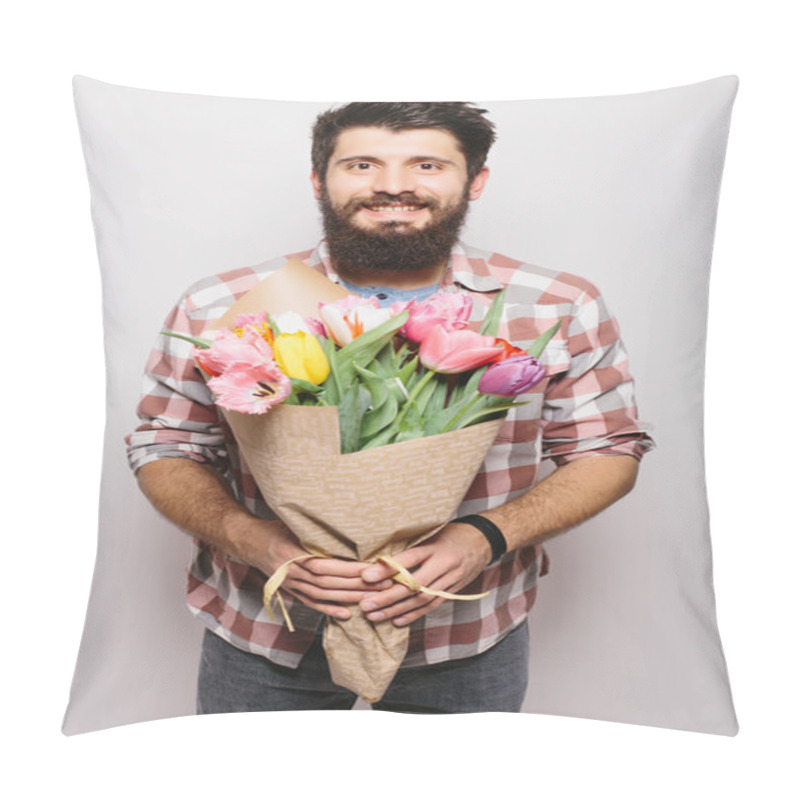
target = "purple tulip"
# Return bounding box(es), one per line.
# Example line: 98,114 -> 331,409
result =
478,355 -> 546,397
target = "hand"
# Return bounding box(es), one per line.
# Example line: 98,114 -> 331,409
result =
255,520 -> 393,621
357,522 -> 493,627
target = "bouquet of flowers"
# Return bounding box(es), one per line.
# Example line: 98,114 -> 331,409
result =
166,260 -> 559,701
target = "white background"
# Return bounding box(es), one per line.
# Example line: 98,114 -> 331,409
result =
3,1 -> 796,797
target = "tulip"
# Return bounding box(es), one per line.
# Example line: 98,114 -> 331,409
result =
207,362 -> 291,414
304,317 -> 328,338
403,292 -> 472,343
490,337 -> 527,361
232,311 -> 274,345
478,354 -> 546,397
272,331 -> 331,384
273,311 -> 311,335
319,295 -> 396,346
418,325 -> 502,374
232,311 -> 269,329
194,328 -> 275,377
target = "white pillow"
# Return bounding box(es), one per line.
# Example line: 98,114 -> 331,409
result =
64,75 -> 738,735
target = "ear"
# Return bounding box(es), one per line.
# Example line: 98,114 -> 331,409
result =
468,166 -> 490,201
311,170 -> 323,200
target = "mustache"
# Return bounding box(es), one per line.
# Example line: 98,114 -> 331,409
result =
338,192 -> 436,214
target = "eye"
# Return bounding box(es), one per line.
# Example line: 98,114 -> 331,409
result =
417,162 -> 440,170
349,162 -> 374,171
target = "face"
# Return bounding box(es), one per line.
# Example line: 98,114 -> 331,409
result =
313,126 -> 487,232
311,126 -> 489,275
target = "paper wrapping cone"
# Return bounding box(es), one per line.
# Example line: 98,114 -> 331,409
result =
205,257 -> 503,700
211,257 -> 349,330
222,404 -> 503,702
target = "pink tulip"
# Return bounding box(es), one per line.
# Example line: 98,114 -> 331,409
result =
418,325 -> 502,374
207,363 -> 291,413
232,311 -> 269,329
304,317 -> 328,338
478,354 -> 546,397
403,292 -> 472,344
194,328 -> 275,377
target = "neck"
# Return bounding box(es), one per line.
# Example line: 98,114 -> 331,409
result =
332,260 -> 447,290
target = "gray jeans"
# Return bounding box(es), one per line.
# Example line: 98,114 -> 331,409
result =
197,620 -> 529,714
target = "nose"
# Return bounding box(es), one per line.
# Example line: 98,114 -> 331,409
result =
371,165 -> 416,196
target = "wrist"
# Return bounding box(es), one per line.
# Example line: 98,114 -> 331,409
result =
223,512 -> 293,573
445,521 -> 492,569
452,514 -> 507,565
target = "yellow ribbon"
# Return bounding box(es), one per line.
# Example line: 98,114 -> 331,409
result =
374,553 -> 490,601
262,552 -> 321,632
263,549 -> 489,631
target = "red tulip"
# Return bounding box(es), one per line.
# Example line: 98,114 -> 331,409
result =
490,337 -> 527,361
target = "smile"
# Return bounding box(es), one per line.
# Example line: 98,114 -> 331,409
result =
361,202 -> 429,214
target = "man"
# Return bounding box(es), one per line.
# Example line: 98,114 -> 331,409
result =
127,102 -> 654,714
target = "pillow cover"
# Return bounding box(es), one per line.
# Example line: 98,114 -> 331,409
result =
64,75 -> 738,735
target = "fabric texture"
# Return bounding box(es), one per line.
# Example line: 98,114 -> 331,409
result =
197,621 -> 530,714
65,75 -> 739,736
126,240 -> 653,670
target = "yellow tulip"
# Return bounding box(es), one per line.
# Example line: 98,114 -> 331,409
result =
273,331 -> 330,384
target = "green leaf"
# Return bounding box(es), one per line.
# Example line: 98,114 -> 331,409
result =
426,372 -> 450,414
412,370 -> 441,416
267,312 -> 281,337
319,334 -> 342,405
393,428 -> 426,444
397,356 -> 419,387
360,426 -> 399,450
360,394 -> 398,441
336,311 -> 409,368
290,377 -> 324,395
338,383 -> 369,454
454,400 -> 525,430
479,289 -> 507,337
161,331 -> 214,349
528,321 -> 562,359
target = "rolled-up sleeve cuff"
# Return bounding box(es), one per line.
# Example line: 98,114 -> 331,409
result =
125,429 -> 228,474
547,430 -> 655,467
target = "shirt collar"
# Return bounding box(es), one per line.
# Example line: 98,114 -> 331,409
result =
310,240 -> 503,295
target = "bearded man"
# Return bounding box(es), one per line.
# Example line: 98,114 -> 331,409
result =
127,102 -> 654,714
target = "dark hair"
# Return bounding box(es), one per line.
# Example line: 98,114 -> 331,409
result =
311,102 -> 496,183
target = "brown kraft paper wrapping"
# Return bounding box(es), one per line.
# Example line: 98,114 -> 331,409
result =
222,404 -> 503,702
206,257 -> 503,701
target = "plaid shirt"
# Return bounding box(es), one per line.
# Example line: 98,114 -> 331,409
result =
127,241 -> 654,669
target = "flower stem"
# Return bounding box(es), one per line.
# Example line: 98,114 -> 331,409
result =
393,369 -> 436,430
442,392 -> 484,432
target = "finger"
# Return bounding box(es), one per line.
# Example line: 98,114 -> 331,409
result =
360,564 -> 460,617
361,545 -> 436,583
292,563 -> 393,591
391,596 -> 447,626
360,584 -> 416,614
379,563 -> 469,623
364,552 -> 460,605
281,588 -> 354,621
302,557 -> 373,578
285,578 -> 377,605
365,579 -> 452,624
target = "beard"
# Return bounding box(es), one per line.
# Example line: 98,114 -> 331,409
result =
319,188 -> 470,278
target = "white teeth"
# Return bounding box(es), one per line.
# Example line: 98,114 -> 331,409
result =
368,205 -> 423,212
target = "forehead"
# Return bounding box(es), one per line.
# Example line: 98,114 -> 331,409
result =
328,126 -> 466,166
